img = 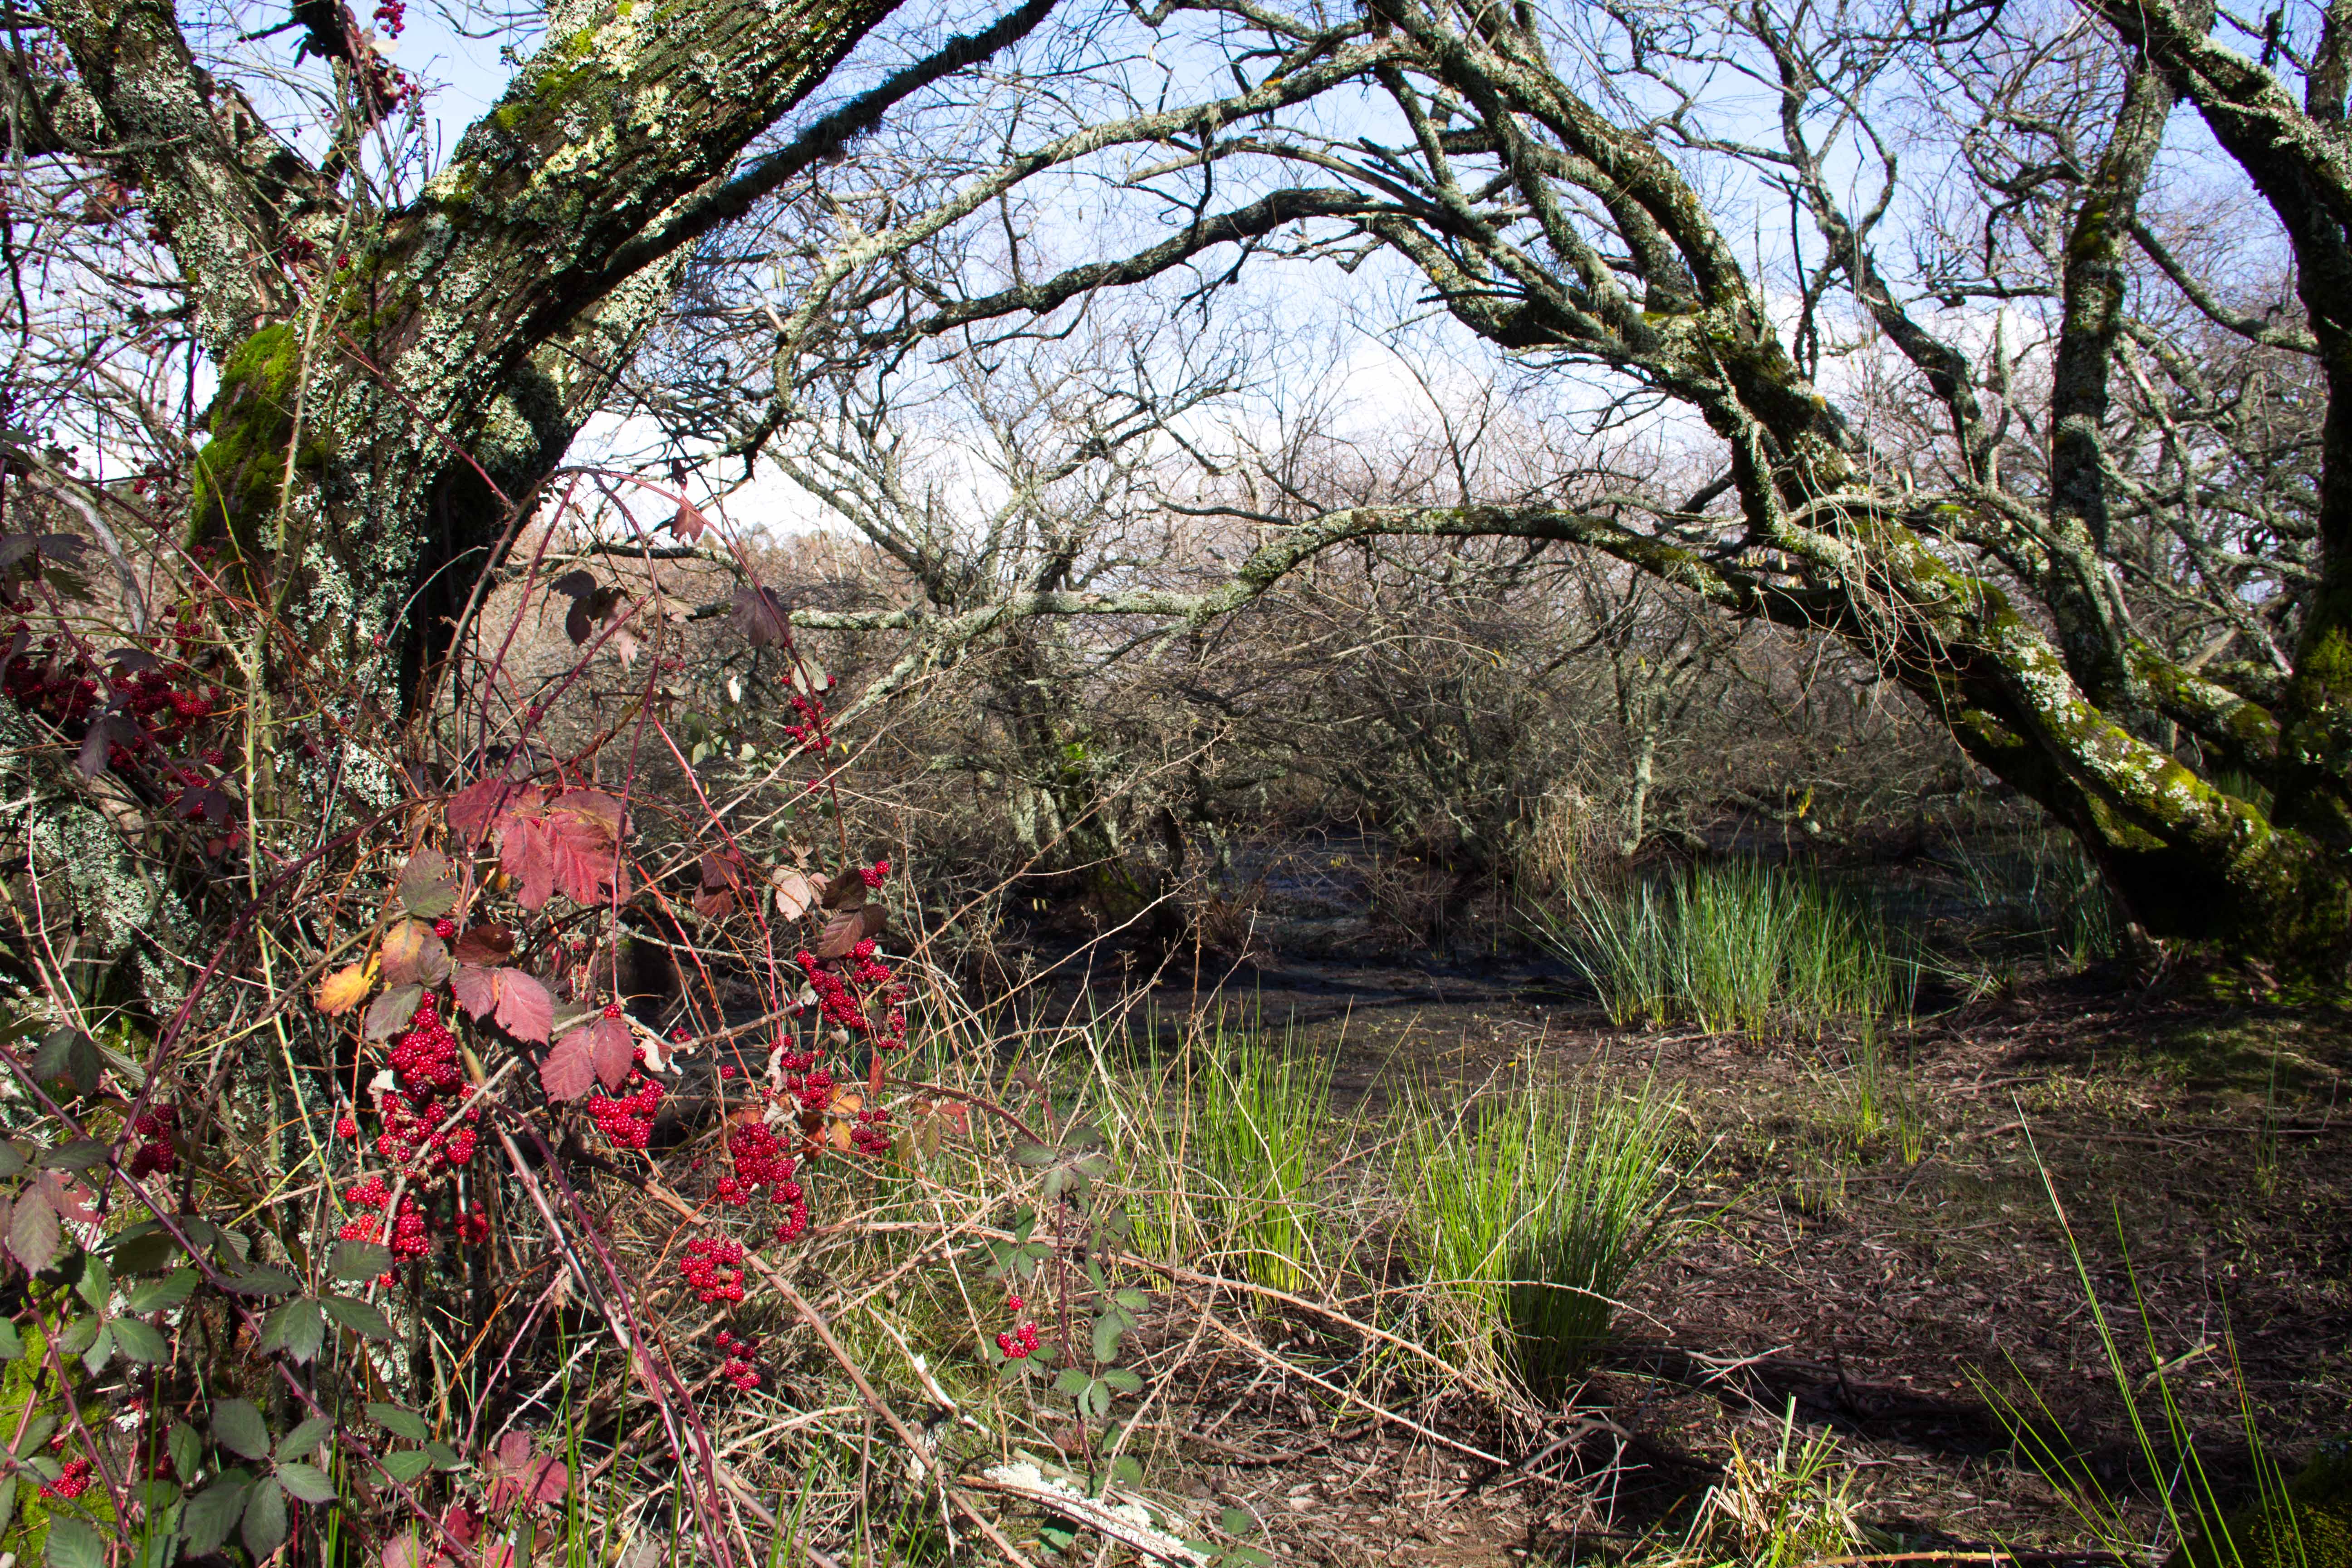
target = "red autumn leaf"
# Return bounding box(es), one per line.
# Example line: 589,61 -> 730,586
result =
450,965 -> 554,1043
821,868 -> 867,911
36,1168 -> 94,1224
501,816 -> 556,910
494,970 -> 554,1044
731,584 -> 792,647
672,500 -> 706,542
591,1015 -> 634,1090
815,907 -> 864,960
7,1191 -> 57,1272
450,965 -> 500,1021
531,1455 -> 568,1507
446,778 -> 520,843
539,1032 -> 595,1102
380,920 -> 449,988
450,922 -> 514,966
542,789 -> 625,906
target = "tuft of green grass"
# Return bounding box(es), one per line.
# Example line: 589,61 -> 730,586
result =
1188,1024 -> 1334,1297
1401,1077 -> 1681,1399
1837,1022 -> 1925,1163
1538,862 -> 1911,1035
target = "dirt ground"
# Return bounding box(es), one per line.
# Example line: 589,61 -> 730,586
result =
1058,952 -> 2352,1566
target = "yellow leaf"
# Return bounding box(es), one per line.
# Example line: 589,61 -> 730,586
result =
314,957 -> 377,1016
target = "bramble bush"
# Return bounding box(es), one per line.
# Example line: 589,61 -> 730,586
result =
0,456 -> 1202,1567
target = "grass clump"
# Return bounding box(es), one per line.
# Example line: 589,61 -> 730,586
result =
1187,1024 -> 1335,1296
1539,861 -> 1911,1034
1401,1078 -> 1681,1400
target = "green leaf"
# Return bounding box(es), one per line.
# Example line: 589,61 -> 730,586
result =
40,1141 -> 106,1172
1010,1143 -> 1058,1169
33,1029 -> 99,1098
1220,1507 -> 1254,1536
0,1475 -> 16,1537
108,1225 -> 181,1274
1108,1454 -> 1145,1487
167,1421 -> 202,1482
77,1321 -> 112,1374
0,1318 -> 21,1359
212,1398 -> 270,1461
321,1294 -> 394,1340
44,1514 -> 103,1568
329,1240 -> 393,1281
15,1415 -> 56,1454
380,1451 -> 431,1484
1088,1382 -> 1112,1418
1114,1289 -> 1147,1312
222,1264 -> 299,1297
181,1476 -> 251,1555
72,1253 -> 109,1313
1100,1366 -> 1143,1394
274,1460 -> 338,1504
241,1475 -> 290,1558
123,1269 -> 197,1313
1039,1522 -> 1079,1555
259,1298 -> 326,1363
110,1316 -> 167,1363
1085,1256 -> 1107,1293
1053,1367 -> 1092,1398
1092,1316 -> 1123,1365
52,1314 -> 95,1356
365,1402 -> 429,1441
277,1416 -> 335,1462
0,1142 -> 24,1178
423,1441 -> 464,1470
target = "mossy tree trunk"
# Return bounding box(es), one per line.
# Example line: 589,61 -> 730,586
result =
32,0 -> 935,708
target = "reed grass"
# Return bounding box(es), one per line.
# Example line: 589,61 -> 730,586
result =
1401,1078 -> 1681,1399
1539,861 -> 1911,1034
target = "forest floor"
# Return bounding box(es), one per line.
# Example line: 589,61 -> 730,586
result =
1028,940 -> 2352,1566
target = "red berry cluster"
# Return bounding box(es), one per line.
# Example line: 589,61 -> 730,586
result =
377,996 -> 480,1179
771,1043 -> 834,1117
432,917 -> 456,940
40,1456 -> 92,1499
373,0 -> 404,34
339,1179 -> 431,1263
1,619 -> 235,805
127,1105 -> 178,1179
681,1236 -> 747,1304
782,686 -> 834,755
849,1102 -> 892,1159
714,1329 -> 762,1391
0,631 -> 99,725
589,1072 -> 662,1151
794,935 -> 907,1058
336,996 -> 481,1264
996,1321 -> 1041,1360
